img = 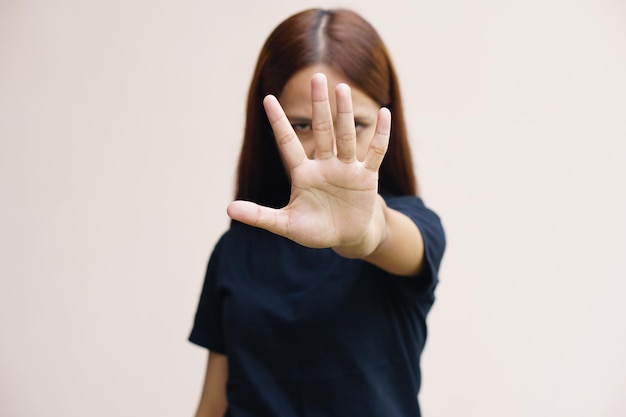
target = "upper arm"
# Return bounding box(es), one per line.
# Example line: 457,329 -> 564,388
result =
194,351 -> 228,417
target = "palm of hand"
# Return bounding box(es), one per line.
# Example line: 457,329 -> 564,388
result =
227,73 -> 391,256
284,156 -> 380,248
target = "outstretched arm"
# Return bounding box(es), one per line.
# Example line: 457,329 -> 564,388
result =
227,73 -> 424,277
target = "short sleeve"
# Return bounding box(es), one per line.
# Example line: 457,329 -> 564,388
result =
188,238 -> 226,353
384,195 -> 446,300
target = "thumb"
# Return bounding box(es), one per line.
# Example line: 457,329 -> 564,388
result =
227,200 -> 285,235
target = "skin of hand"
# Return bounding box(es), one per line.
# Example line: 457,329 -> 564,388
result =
226,72 -> 392,259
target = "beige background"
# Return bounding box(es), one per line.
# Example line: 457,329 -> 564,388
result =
1,0 -> 625,416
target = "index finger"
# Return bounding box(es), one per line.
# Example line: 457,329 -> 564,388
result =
263,95 -> 307,170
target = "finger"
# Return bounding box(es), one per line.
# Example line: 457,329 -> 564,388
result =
334,83 -> 357,162
227,200 -> 289,236
311,73 -> 335,159
363,108 -> 391,172
263,95 -> 307,170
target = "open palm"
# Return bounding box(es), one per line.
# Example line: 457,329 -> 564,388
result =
227,73 -> 391,257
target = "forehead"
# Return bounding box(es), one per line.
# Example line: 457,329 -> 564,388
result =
278,64 -> 379,116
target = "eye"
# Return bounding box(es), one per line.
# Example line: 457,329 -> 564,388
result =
291,123 -> 312,132
355,121 -> 370,132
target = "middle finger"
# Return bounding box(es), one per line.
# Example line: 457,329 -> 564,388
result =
311,73 -> 335,159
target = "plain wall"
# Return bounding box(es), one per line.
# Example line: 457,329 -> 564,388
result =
1,0 -> 625,416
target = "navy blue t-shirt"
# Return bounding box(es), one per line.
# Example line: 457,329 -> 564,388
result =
189,195 -> 446,417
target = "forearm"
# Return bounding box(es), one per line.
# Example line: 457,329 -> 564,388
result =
195,351 -> 228,417
362,203 -> 425,276
333,195 -> 425,276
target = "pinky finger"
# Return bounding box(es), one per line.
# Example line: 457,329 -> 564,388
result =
363,108 -> 391,172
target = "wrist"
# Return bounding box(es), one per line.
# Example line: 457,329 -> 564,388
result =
332,195 -> 388,259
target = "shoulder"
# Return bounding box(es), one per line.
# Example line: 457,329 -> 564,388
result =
383,195 -> 444,238
383,194 -> 439,218
209,221 -> 299,269
216,220 -> 275,249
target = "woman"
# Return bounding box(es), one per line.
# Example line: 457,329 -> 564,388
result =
190,8 -> 445,417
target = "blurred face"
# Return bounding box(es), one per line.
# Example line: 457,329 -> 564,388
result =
278,65 -> 381,161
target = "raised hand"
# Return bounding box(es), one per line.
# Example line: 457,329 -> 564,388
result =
226,73 -> 391,258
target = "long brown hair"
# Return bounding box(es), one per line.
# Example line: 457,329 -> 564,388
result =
234,8 -> 417,208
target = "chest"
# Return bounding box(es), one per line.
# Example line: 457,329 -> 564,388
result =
221,243 -> 389,320
215,241 -> 399,376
